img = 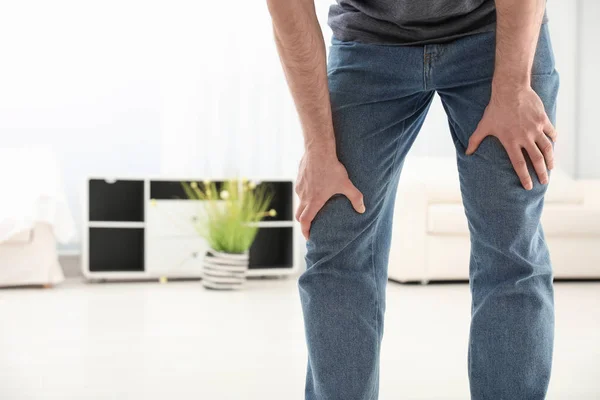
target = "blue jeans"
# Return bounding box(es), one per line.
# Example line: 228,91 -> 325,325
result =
299,24 -> 558,400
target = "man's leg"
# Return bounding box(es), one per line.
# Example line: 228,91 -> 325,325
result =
299,40 -> 432,400
436,25 -> 559,399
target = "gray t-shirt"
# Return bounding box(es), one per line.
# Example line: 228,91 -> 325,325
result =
328,0 -> 498,45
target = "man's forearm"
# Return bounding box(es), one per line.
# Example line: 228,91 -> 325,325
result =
493,0 -> 546,89
266,0 -> 336,154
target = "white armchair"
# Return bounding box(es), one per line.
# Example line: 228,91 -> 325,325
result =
388,157 -> 600,283
0,148 -> 76,287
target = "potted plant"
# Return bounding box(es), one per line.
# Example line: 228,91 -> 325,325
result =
181,179 -> 275,290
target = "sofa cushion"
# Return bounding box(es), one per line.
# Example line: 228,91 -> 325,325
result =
427,203 -> 600,236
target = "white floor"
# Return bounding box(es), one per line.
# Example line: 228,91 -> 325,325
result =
0,278 -> 598,400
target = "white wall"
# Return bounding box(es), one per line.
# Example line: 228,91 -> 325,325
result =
160,1 -> 304,179
547,1 -> 579,176
578,0 -> 600,178
0,1 -> 164,250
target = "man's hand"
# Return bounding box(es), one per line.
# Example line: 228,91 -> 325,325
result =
295,149 -> 365,239
466,85 -> 557,190
474,0 -> 552,190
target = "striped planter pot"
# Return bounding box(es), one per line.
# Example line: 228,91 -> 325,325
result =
202,248 -> 249,290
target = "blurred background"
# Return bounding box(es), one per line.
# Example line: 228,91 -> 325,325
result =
0,1 -> 598,399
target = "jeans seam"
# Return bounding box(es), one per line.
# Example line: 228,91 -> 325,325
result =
368,157 -> 398,400
368,167 -> 394,400
468,237 -> 482,386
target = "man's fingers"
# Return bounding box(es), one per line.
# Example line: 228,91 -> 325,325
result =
536,134 -> 555,171
525,142 -> 549,185
465,127 -> 488,155
507,145 -> 533,190
295,203 -> 306,222
544,120 -> 558,143
299,200 -> 326,239
340,181 -> 365,214
296,178 -> 365,240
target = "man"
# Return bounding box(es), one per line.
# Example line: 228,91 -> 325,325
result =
267,0 -> 558,398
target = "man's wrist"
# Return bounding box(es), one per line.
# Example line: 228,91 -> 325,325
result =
492,69 -> 531,91
492,74 -> 531,98
305,136 -> 337,156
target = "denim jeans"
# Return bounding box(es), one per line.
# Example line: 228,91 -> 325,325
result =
298,24 -> 558,400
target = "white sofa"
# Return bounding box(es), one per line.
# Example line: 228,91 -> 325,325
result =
0,148 -> 76,287
0,223 -> 66,287
388,157 -> 600,283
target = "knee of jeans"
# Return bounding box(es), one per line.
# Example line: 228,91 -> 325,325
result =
465,184 -> 547,240
467,199 -> 550,268
461,141 -> 550,236
302,194 -> 376,276
467,197 -> 552,283
460,157 -> 553,279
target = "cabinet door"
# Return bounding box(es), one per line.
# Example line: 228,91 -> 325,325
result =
146,237 -> 207,277
257,181 -> 294,222
147,200 -> 205,237
88,228 -> 144,272
89,179 -> 144,222
249,227 -> 294,269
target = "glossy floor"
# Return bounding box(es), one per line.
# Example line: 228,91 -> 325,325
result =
0,278 -> 598,399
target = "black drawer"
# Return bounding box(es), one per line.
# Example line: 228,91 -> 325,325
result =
89,179 -> 144,222
89,228 -> 144,272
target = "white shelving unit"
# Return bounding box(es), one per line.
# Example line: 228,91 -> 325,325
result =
81,177 -> 298,281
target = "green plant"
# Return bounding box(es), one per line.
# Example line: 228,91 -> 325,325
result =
181,179 -> 276,254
